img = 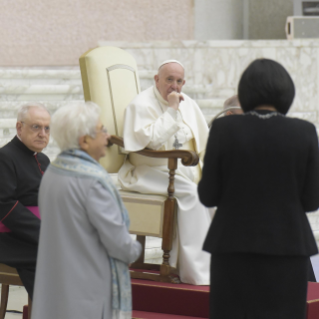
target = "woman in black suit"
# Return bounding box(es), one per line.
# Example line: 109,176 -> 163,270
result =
198,58 -> 319,319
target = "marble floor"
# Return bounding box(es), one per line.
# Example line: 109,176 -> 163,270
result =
2,254 -> 319,319
2,285 -> 27,319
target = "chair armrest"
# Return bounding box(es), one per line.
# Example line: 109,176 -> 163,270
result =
109,135 -> 199,167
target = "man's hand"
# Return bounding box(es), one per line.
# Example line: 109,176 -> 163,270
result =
167,91 -> 184,110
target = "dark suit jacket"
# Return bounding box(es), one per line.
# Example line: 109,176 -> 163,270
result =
198,110 -> 319,257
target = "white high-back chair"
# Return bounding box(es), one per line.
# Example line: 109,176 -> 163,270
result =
79,47 -> 198,283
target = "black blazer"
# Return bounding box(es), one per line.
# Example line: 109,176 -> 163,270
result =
198,110 -> 319,257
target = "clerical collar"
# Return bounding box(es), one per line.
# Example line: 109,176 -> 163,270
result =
12,135 -> 38,156
153,86 -> 169,106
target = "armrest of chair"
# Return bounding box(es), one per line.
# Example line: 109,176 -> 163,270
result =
109,135 -> 199,201
109,135 -> 199,167
109,136 -> 194,265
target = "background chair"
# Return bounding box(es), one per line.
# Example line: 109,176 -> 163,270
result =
0,264 -> 31,319
79,46 -> 198,283
208,106 -> 242,127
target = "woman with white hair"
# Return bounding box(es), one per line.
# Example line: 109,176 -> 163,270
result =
31,102 -> 141,319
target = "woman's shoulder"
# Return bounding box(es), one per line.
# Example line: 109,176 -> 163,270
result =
281,116 -> 317,136
210,114 -> 318,142
285,116 -> 315,126
214,113 -> 315,127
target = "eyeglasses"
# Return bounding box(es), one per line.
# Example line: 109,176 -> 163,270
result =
21,121 -> 50,134
96,127 -> 108,135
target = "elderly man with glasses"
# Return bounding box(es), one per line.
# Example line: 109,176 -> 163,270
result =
0,103 -> 51,299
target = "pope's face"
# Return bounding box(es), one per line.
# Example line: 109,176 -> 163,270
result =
154,63 -> 186,101
16,107 -> 51,152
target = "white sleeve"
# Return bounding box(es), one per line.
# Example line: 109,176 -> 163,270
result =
123,102 -> 182,151
86,181 -> 142,264
146,108 -> 182,150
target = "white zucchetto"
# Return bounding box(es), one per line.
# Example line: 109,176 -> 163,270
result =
158,60 -> 184,70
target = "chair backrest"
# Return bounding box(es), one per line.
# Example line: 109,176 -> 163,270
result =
79,46 -> 140,173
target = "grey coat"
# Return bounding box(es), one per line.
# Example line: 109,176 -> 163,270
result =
32,168 -> 141,319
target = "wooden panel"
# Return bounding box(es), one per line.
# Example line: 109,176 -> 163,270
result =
121,196 -> 165,237
0,274 -> 22,286
0,265 -> 18,274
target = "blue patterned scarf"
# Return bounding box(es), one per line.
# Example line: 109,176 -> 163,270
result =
52,149 -> 132,319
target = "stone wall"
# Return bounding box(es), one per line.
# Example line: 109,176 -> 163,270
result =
0,0 -> 193,66
248,0 -> 293,40
0,0 -> 301,66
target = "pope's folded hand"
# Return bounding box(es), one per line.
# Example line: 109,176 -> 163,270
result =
167,91 -> 184,110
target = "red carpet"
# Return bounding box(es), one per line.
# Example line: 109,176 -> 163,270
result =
307,282 -> 319,319
133,280 -> 319,319
22,281 -> 319,319
132,310 -> 205,319
132,278 -> 209,318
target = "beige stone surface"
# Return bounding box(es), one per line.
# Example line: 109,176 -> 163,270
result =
0,0 -> 193,66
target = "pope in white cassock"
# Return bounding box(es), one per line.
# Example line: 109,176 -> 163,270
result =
118,60 -> 211,285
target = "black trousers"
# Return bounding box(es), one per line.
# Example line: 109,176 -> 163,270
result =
0,209 -> 40,299
210,253 -> 308,319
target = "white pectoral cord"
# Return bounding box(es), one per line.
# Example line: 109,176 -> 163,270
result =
157,99 -> 187,149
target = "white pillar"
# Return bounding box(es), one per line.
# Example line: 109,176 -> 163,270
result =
293,0 -> 303,15
194,0 -> 244,40
194,0 -> 293,40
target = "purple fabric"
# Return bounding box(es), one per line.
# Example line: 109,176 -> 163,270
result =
26,206 -> 40,219
0,206 -> 40,233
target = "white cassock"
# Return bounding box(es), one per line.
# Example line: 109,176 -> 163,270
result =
118,86 -> 211,285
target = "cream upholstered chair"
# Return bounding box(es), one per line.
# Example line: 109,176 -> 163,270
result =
0,264 -> 32,319
79,46 -> 198,283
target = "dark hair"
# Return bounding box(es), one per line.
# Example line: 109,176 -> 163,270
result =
238,58 -> 295,114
